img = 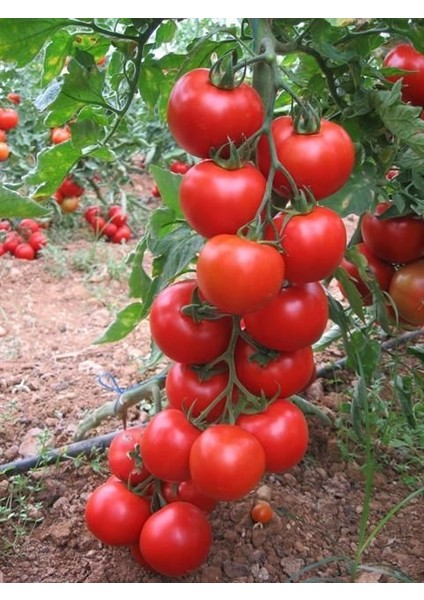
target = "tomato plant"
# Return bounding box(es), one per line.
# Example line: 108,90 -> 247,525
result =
361,202 -> 424,264
389,259 -> 424,326
139,502 -> 212,577
196,235 -> 285,314
264,206 -> 346,283
383,43 -> 424,106
149,279 -> 233,364
85,479 -> 151,546
257,116 -> 355,200
167,68 -> 264,158
236,399 -> 309,472
179,160 -> 266,238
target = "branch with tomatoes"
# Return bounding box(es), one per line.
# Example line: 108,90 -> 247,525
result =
1,18 -> 424,579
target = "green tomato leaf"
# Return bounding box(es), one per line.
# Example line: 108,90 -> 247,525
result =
346,330 -> 381,382
149,165 -> 183,216
0,185 -> 51,219
42,30 -> 73,86
334,266 -> 366,322
127,238 -> 152,299
394,375 -> 416,428
0,18 -> 70,66
138,62 -> 166,111
324,164 -> 376,217
94,302 -> 145,344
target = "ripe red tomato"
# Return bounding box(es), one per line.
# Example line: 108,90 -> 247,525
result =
85,479 -> 151,546
0,220 -> 11,231
162,480 -> 218,513
170,160 -> 191,174
165,362 -> 236,423
139,501 -> 212,577
234,338 -> 315,399
257,116 -> 355,200
4,232 -> 23,254
51,125 -> 71,144
14,243 -> 35,260
0,142 -> 10,161
236,399 -> 309,472
7,92 -> 21,105
58,176 -> 84,198
102,222 -> 118,239
108,205 -> 128,227
383,43 -> 424,106
250,501 -> 273,524
0,108 -> 19,131
338,242 -> 395,306
196,235 -> 285,315
61,197 -> 80,214
149,279 -> 233,364
361,202 -> 424,264
179,160 -> 266,238
140,408 -> 201,482
111,224 -> 131,244
108,426 -> 151,487
189,424 -> 266,501
167,68 -> 264,158
243,281 -> 329,352
18,219 -> 40,236
0,130 -> 7,142
389,259 -> 424,326
151,185 -> 161,198
28,231 -> 48,254
264,206 -> 346,283
84,205 -> 102,224
90,216 -> 106,234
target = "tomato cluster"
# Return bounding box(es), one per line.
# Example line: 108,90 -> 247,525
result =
85,65 -> 357,578
0,218 -> 47,260
83,204 -> 132,243
338,201 -> 424,327
0,105 -> 19,162
53,175 -> 85,214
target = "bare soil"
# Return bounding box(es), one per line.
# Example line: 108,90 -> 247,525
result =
0,209 -> 423,584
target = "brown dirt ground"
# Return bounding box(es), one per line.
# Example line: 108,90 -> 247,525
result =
0,203 -> 423,584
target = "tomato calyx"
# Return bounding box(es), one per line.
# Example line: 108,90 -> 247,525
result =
181,286 -> 229,323
209,138 -> 253,170
209,49 -> 246,90
292,101 -> 322,135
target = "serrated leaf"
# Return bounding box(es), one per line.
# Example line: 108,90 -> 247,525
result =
42,30 -> 73,86
0,186 -> 51,219
24,143 -> 81,198
324,166 -> 375,217
334,266 -> 366,322
138,62 -> 165,111
45,57 -> 108,126
154,20 -> 177,46
128,238 -> 152,299
94,303 -> 145,344
149,165 -> 182,216
0,18 -> 70,66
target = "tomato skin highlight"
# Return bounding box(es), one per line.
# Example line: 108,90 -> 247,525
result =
189,424 -> 266,501
196,235 -> 285,315
85,480 -> 151,546
264,206 -> 346,283
383,43 -> 424,106
243,281 -> 329,352
389,259 -> 424,326
149,279 -> 233,364
234,338 -> 315,400
236,399 -> 309,472
167,68 -> 264,158
179,160 -> 266,238
361,202 -> 424,265
257,116 -> 355,201
140,501 -> 212,577
140,408 -> 201,483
